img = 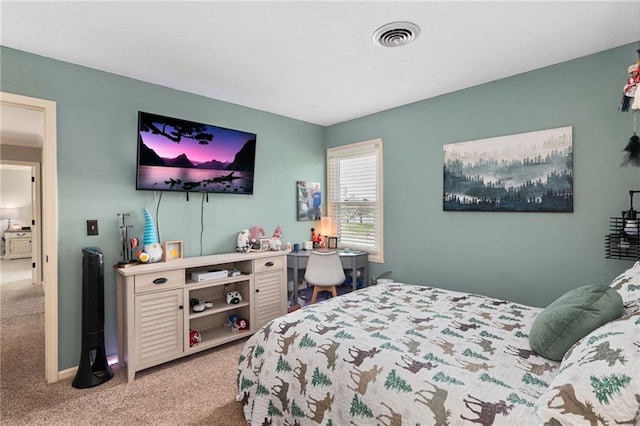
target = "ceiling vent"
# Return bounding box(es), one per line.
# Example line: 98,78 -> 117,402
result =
373,21 -> 420,48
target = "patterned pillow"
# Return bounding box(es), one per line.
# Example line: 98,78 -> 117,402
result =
535,313 -> 640,425
609,261 -> 640,315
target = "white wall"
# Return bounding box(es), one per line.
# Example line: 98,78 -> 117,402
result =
0,165 -> 31,230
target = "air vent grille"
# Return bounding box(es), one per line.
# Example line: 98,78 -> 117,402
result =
373,22 -> 420,48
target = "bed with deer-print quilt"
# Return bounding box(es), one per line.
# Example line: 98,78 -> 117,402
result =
236,279 -> 640,425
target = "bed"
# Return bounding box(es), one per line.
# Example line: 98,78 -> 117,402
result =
237,263 -> 640,425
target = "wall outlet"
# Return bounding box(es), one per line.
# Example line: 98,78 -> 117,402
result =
87,220 -> 98,236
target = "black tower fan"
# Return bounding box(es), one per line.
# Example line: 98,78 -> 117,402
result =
72,247 -> 114,388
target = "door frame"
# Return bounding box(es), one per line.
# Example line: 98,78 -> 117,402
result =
1,92 -> 58,383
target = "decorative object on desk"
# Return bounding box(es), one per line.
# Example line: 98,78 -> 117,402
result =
269,225 -> 283,251
293,243 -> 300,252
297,181 -> 322,221
236,229 -> 250,252
327,237 -> 338,249
285,241 -> 292,251
249,225 -> 265,249
303,241 -> 313,250
311,227 -> 322,248
162,240 -> 183,261
319,216 -> 332,244
189,329 -> 201,347
443,126 -> 573,212
137,208 -> 163,263
226,291 -> 242,304
0,207 -> 19,231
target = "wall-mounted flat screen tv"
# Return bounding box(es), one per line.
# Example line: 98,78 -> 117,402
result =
136,111 -> 256,194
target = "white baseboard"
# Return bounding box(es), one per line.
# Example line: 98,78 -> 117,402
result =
58,366 -> 77,381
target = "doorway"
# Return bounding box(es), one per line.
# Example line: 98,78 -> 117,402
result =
0,92 -> 58,383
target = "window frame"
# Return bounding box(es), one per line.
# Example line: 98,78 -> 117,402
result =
327,138 -> 384,263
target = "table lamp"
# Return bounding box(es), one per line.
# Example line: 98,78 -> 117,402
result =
320,216 -> 332,246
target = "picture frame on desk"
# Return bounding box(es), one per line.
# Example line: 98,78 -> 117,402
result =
327,237 -> 338,249
163,240 -> 183,262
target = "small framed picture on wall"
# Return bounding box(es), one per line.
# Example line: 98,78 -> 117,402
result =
297,181 -> 322,221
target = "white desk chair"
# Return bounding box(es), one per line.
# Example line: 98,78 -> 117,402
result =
304,251 -> 346,304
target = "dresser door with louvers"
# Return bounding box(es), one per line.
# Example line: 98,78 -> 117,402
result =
134,288 -> 184,368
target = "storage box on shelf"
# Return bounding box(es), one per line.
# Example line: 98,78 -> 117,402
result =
115,251 -> 287,382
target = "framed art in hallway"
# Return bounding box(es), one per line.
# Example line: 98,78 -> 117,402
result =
297,181 -> 322,221
443,126 -> 573,212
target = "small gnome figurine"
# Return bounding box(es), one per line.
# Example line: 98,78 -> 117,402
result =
138,208 -> 163,263
269,226 -> 283,251
236,229 -> 250,253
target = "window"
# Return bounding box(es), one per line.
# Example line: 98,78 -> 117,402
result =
327,138 -> 383,262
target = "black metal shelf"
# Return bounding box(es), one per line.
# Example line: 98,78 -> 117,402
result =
606,217 -> 640,260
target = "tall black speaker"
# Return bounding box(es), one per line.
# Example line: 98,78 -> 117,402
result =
72,247 -> 113,388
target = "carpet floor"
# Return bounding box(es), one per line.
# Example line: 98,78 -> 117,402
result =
1,270 -> 248,425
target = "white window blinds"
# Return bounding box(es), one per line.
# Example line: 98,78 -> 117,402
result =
327,138 -> 383,262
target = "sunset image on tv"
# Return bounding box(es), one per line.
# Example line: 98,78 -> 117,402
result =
136,112 -> 256,194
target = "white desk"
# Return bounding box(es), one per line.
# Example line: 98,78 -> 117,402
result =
287,250 -> 369,304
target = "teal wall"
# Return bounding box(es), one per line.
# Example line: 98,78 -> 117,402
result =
326,42 -> 639,308
2,43 -> 639,372
1,47 -> 326,370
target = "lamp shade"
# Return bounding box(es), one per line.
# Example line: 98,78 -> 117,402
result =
320,216 -> 332,236
0,208 -> 19,220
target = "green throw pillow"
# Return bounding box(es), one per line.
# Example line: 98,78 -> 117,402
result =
529,285 -> 623,361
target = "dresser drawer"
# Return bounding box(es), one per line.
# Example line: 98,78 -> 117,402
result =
135,269 -> 185,294
254,256 -> 284,274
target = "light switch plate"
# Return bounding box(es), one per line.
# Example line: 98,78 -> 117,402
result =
87,220 -> 98,236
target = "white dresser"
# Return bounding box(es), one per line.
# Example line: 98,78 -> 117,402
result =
3,230 -> 32,259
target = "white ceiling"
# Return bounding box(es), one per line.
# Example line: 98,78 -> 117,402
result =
1,1 -> 639,128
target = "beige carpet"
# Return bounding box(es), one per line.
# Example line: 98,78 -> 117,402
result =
1,274 -> 248,425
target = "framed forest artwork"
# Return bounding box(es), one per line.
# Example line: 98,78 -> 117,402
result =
443,126 -> 573,212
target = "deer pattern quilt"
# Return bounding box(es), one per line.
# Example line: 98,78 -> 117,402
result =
237,283 -> 560,425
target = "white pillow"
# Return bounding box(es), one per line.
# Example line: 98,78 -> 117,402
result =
535,313 -> 640,425
610,261 -> 640,315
